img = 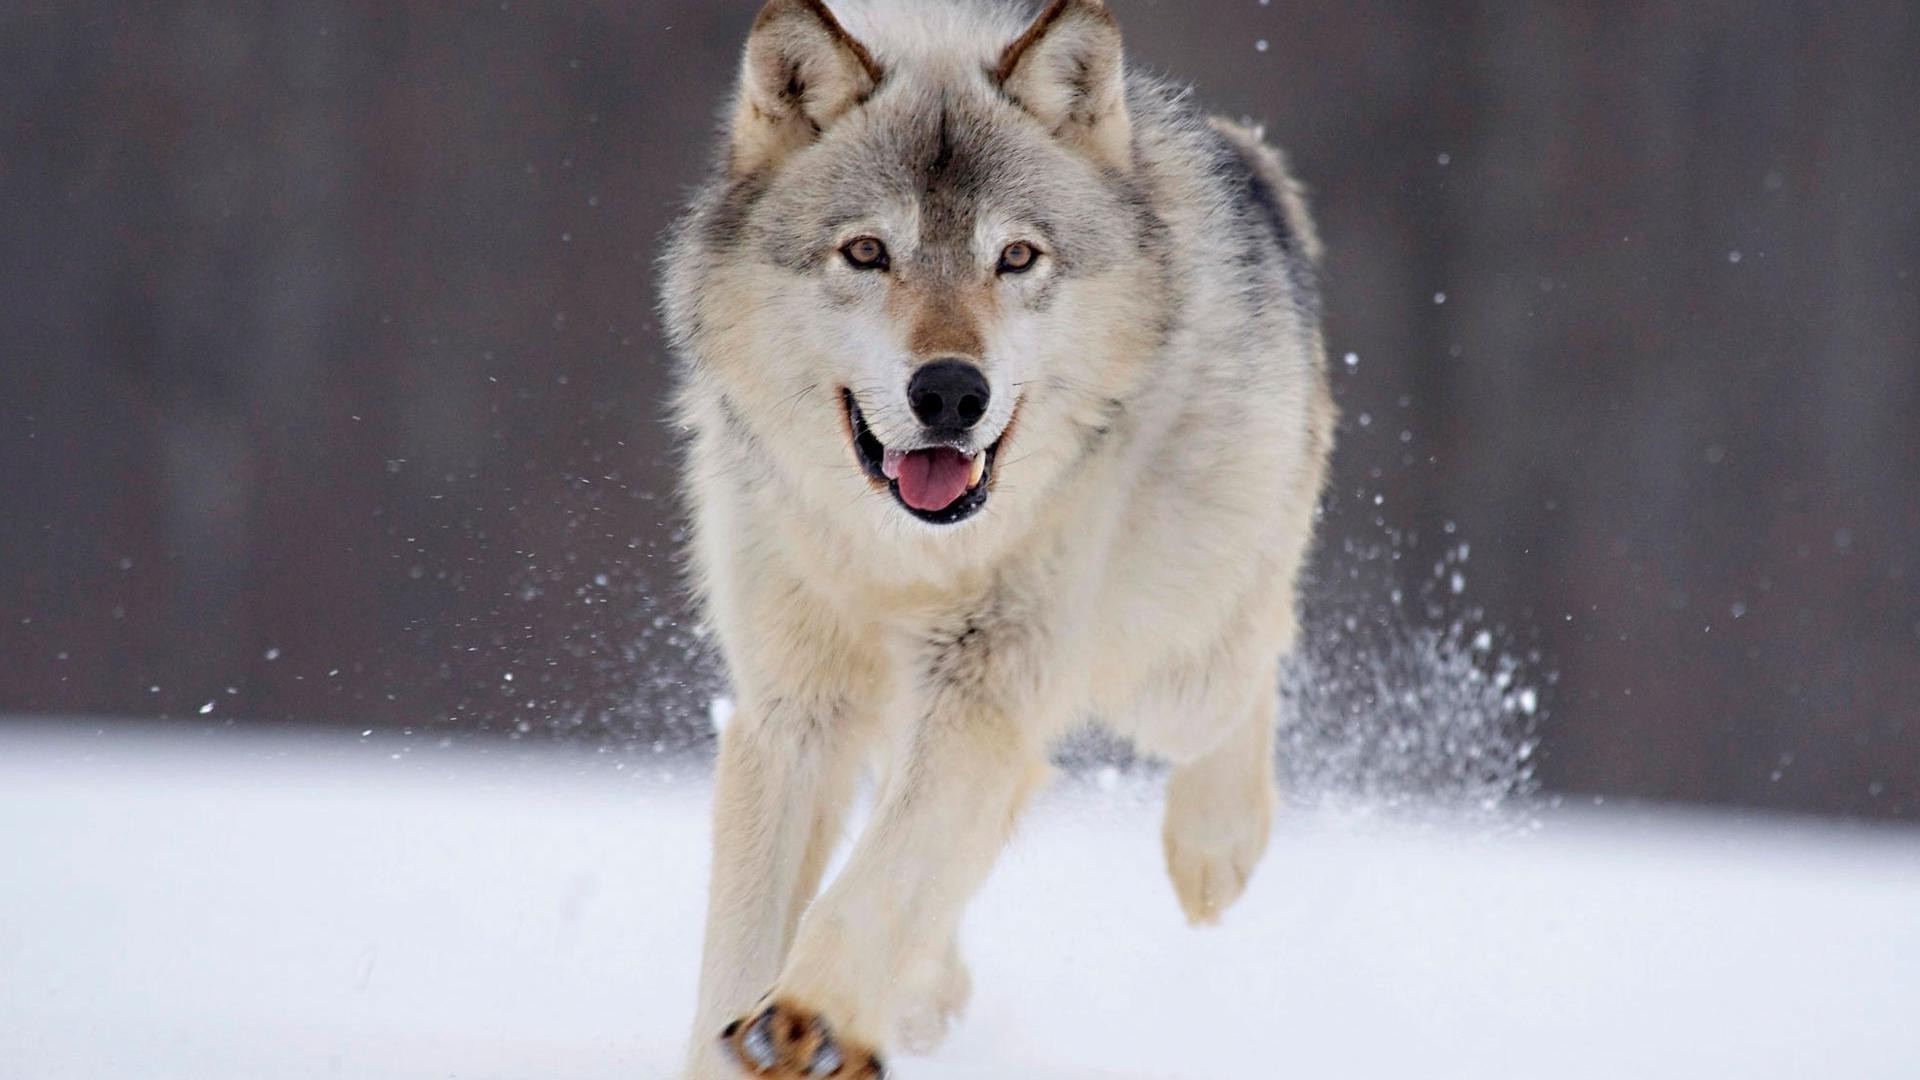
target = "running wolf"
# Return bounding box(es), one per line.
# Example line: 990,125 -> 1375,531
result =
661,1 -> 1334,1074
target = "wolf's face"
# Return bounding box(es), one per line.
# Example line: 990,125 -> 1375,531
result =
760,84 -> 1155,528
669,0 -> 1167,538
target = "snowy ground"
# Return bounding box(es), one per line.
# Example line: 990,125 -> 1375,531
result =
2,723 -> 1916,1080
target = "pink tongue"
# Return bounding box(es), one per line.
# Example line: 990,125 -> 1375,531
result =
895,447 -> 973,512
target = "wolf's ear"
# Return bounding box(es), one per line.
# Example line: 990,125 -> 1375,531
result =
729,0 -> 882,177
994,0 -> 1132,171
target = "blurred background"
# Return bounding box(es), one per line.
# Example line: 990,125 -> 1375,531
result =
3,0 -> 1916,820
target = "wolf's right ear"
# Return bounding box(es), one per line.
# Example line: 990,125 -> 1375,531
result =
728,0 -> 882,177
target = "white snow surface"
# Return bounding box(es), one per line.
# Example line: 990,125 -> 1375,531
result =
2,723 -> 1917,1080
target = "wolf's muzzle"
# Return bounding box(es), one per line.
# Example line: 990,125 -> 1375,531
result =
842,388 -> 1002,526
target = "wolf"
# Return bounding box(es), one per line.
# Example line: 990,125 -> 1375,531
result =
660,0 -> 1334,1074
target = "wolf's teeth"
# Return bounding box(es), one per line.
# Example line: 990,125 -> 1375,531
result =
967,453 -> 986,488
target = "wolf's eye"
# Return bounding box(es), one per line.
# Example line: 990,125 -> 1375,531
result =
997,240 -> 1040,275
841,236 -> 889,271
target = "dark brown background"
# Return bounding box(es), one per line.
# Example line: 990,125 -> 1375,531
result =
4,1 -> 1916,818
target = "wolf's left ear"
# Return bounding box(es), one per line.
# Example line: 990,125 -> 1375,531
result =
730,0 -> 883,177
994,0 -> 1132,171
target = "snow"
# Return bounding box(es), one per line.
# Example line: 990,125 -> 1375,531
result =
2,723 -> 1916,1080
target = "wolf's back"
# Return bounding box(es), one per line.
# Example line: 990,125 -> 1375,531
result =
1206,116 -> 1324,268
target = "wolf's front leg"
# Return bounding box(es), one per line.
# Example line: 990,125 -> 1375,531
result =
719,699 -> 1052,1078
686,700 -> 871,1080
1162,693 -> 1277,924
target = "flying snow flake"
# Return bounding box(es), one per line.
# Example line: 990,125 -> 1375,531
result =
1255,38 -> 1269,52
1343,352 -> 1359,369
1433,291 -> 1448,305
198,701 -> 215,715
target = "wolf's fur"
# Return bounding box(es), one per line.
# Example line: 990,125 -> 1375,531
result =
661,0 -> 1334,1074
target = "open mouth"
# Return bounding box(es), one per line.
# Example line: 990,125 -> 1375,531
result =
843,389 -> 999,525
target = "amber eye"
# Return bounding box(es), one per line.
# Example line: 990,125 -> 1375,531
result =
998,240 -> 1040,274
841,236 -> 889,271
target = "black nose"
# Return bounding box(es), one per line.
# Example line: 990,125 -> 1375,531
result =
907,359 -> 990,430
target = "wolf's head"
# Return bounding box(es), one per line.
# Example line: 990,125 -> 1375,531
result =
666,0 -> 1168,539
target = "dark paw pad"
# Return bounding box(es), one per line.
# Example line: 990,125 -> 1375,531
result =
718,1000 -> 885,1079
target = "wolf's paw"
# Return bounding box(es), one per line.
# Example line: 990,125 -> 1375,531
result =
1161,761 -> 1275,925
895,942 -> 972,1053
720,1001 -> 887,1079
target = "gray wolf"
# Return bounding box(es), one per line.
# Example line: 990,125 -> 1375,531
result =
660,0 -> 1334,1075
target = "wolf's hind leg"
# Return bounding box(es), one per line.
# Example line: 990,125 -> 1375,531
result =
895,933 -> 972,1054
1161,692 -> 1277,924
